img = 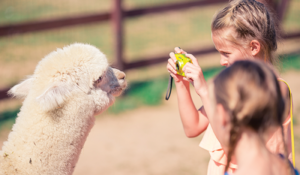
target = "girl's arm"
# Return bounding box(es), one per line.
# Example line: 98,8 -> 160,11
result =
175,77 -> 209,137
182,53 -> 212,118
167,48 -> 209,137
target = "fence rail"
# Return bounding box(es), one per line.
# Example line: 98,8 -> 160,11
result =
0,0 -> 228,37
0,0 -> 299,101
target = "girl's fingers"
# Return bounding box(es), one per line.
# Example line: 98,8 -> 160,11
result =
183,76 -> 194,84
168,58 -> 176,69
183,65 -> 191,74
185,53 -> 199,66
169,52 -> 177,62
182,63 -> 189,72
182,62 -> 197,72
183,65 -> 202,82
183,68 -> 193,80
174,47 -> 187,54
184,70 -> 195,79
183,77 -> 189,81
167,60 -> 177,74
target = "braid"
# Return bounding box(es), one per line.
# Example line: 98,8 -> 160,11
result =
225,118 -> 241,172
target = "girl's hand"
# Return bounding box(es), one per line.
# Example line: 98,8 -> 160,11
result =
166,47 -> 188,83
182,54 -> 208,97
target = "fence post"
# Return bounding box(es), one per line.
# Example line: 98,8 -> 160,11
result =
0,87 -> 10,101
112,0 -> 125,70
277,0 -> 290,23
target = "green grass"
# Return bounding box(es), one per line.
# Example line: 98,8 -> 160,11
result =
108,78 -> 169,114
283,0 -> 300,32
0,0 -> 112,25
293,107 -> 300,125
280,52 -> 300,71
0,3 -> 55,24
0,108 -> 20,130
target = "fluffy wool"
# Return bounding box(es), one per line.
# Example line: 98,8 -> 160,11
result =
0,43 -> 127,175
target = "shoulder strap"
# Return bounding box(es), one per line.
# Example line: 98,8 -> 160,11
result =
165,75 -> 173,100
278,78 -> 295,167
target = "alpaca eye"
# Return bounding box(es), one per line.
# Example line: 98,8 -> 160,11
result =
96,76 -> 103,84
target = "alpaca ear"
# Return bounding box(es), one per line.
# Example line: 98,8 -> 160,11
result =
8,76 -> 34,99
36,82 -> 74,112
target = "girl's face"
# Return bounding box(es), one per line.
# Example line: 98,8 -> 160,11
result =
212,29 -> 252,67
209,85 -> 231,152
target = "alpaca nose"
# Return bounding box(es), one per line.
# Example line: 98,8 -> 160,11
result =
112,68 -> 126,80
117,71 -> 126,80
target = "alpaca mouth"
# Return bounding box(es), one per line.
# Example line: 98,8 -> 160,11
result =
110,84 -> 126,97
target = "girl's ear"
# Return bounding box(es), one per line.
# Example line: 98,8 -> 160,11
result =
250,40 -> 261,57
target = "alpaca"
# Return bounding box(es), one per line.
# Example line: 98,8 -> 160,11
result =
0,43 -> 127,175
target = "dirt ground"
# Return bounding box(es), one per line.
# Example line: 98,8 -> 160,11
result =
0,70 -> 300,175
72,83 -> 210,175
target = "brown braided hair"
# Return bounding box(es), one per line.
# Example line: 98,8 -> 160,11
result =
213,60 -> 288,173
212,0 -> 279,65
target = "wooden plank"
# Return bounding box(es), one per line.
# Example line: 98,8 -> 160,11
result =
113,0 -> 125,70
0,0 -> 227,37
282,31 -> 300,39
0,13 -> 111,37
125,0 -> 227,17
0,87 -> 10,101
124,47 -> 217,70
277,0 -> 291,23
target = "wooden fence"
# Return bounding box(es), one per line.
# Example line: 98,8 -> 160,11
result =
0,0 -> 299,100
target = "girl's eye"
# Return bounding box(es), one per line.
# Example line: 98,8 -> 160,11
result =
222,52 -> 230,57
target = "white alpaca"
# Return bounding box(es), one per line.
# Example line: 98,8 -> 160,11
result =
0,43 -> 127,175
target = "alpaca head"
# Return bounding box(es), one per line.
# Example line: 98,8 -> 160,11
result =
9,43 -> 127,115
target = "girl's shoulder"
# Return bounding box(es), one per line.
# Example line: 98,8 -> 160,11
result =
277,78 -> 291,97
278,154 -> 299,175
199,124 -> 222,151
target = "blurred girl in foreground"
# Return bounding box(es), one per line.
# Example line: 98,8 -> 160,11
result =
209,60 -> 297,175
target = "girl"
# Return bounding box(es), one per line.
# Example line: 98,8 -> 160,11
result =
166,0 -> 293,174
209,60 -> 297,175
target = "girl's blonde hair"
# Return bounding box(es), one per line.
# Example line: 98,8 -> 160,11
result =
213,60 -> 289,173
212,0 -> 278,64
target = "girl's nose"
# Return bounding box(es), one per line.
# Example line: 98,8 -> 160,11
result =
220,56 -> 228,67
